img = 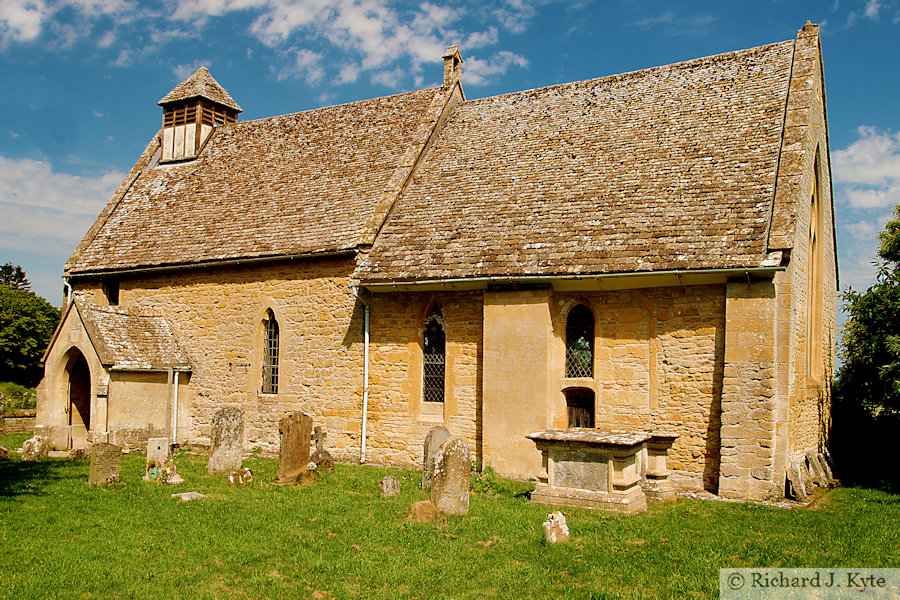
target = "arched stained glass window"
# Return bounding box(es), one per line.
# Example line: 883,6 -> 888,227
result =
263,310 -> 279,394
565,305 -> 594,378
423,312 -> 445,404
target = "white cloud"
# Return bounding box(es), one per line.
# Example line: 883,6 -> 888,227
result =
0,155 -> 124,257
370,65 -> 403,87
173,60 -> 211,80
833,126 -> 900,208
463,50 -> 528,86
630,10 -> 717,33
864,0 -> 881,20
464,26 -> 498,48
0,0 -> 49,44
272,47 -> 324,82
493,0 -> 537,34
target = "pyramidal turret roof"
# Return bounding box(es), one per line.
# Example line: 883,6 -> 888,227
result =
157,66 -> 242,112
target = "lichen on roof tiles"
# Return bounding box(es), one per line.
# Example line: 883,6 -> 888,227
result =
360,40 -> 795,282
158,66 -> 242,112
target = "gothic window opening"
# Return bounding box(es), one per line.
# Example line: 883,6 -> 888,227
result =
806,160 -> 823,379
263,310 -> 279,394
423,311 -> 445,404
565,304 -> 594,378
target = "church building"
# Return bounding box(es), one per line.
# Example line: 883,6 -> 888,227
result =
37,22 -> 837,501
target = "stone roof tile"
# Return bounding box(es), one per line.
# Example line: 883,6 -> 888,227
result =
360,40 -> 796,282
158,66 -> 242,112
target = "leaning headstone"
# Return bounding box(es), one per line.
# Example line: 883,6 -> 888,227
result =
785,460 -> 808,501
21,435 -> 49,461
380,475 -> 400,497
805,450 -> 828,487
0,446 -> 8,461
818,453 -> 834,481
275,412 -> 313,485
430,437 -> 471,516
421,425 -> 451,490
88,443 -> 122,485
542,511 -> 570,544
207,407 -> 244,474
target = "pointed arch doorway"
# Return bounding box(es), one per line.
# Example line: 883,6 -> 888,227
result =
66,350 -> 91,449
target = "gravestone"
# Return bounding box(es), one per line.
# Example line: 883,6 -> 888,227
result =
542,511 -> 570,544
88,443 -> 122,485
408,500 -> 440,522
421,425 -> 450,490
275,412 -> 313,485
144,437 -> 169,480
818,453 -> 834,481
21,435 -> 49,461
207,407 -> 244,474
227,467 -> 254,486
805,450 -> 828,487
379,475 -> 400,497
310,426 -> 335,472
785,460 -> 808,501
430,437 -> 471,516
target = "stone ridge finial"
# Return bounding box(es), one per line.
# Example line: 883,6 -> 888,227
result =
442,46 -> 463,87
801,20 -> 818,33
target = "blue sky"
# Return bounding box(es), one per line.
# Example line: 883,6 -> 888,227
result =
2,0 -> 899,332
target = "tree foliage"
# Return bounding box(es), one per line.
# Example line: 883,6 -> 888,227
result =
0,262 -> 31,291
837,205 -> 900,417
0,281 -> 61,387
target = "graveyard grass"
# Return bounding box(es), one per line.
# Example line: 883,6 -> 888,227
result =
1,433 -> 899,600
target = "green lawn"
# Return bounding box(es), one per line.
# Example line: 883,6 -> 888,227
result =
1,432 -> 898,600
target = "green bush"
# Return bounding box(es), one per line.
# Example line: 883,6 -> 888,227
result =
0,381 -> 37,411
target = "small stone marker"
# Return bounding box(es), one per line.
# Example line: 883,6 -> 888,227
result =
430,437 -> 471,516
379,475 -> 400,497
88,443 -> 122,485
408,500 -> 440,522
785,460 -> 808,501
207,407 -> 244,474
310,426 -> 335,472
542,511 -> 570,544
21,436 -> 49,461
227,467 -> 254,486
171,491 -> 207,502
275,412 -> 313,485
0,446 -> 8,461
421,425 -> 450,490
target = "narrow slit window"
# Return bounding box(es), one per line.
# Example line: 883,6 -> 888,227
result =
565,305 -> 594,378
423,312 -> 445,403
263,310 -> 279,394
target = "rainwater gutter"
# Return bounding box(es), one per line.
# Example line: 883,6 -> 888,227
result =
361,265 -> 786,291
172,371 -> 180,446
350,285 -> 371,463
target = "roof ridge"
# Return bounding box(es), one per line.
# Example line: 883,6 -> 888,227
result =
463,39 -> 794,106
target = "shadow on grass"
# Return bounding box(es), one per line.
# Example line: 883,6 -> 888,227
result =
0,455 -> 88,498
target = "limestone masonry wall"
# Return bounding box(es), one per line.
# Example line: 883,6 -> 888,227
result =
107,257 -> 367,461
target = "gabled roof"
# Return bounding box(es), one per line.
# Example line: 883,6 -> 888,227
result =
67,86 -> 456,274
360,39 -> 797,283
158,66 -> 242,112
71,296 -> 190,371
